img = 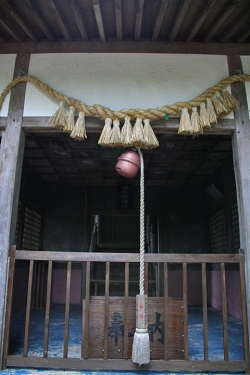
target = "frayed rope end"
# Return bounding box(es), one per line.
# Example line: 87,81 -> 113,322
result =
131,328 -> 150,365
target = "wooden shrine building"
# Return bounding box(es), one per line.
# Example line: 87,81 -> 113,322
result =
0,0 -> 250,373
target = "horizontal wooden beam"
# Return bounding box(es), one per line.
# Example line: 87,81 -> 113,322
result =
0,117 -> 235,135
0,41 -> 249,55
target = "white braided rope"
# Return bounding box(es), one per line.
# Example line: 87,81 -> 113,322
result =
138,148 -> 145,296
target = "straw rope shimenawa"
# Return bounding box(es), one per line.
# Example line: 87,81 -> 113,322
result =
0,73 -> 249,121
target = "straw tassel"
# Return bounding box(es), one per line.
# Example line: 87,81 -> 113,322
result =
48,100 -> 67,129
70,111 -> 87,141
109,118 -> 121,147
64,106 -> 75,133
199,102 -> 210,129
191,107 -> 203,136
143,119 -> 159,149
120,116 -> 133,147
132,118 -> 145,147
212,91 -> 229,117
98,118 -> 112,146
206,98 -> 217,126
178,107 -> 192,135
222,89 -> 239,111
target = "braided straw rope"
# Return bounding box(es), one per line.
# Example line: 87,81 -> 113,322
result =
138,148 -> 145,296
0,74 -> 249,121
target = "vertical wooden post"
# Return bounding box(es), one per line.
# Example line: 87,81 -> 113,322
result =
227,55 -> 250,373
0,54 -> 30,367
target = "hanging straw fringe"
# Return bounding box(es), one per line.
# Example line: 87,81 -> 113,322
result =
109,118 -> 121,147
64,106 -> 75,133
212,91 -> 229,117
178,107 -> 192,135
48,100 -> 67,129
70,111 -> 87,141
98,118 -> 112,146
143,119 -> 159,149
133,118 -> 145,147
121,116 -> 133,147
206,98 -> 217,126
191,107 -> 203,136
222,89 -> 239,111
200,102 -> 210,128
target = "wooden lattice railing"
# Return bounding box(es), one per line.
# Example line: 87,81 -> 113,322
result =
2,246 -> 250,373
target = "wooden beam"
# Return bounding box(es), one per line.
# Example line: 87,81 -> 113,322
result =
70,0 -> 88,41
1,0 -> 37,42
0,41 -> 250,55
152,0 -> 169,42
23,0 -> 55,42
0,53 -> 30,367
237,29 -> 250,44
48,0 -> 72,41
134,0 -> 144,42
228,54 -> 250,374
0,17 -> 22,42
0,116 -> 235,135
168,0 -> 193,42
203,0 -> 240,43
219,10 -> 250,43
92,0 -> 106,42
186,0 -> 217,43
115,0 -> 122,42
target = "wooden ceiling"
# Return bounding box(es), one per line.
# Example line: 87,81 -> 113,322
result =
0,0 -> 250,54
23,132 -> 232,185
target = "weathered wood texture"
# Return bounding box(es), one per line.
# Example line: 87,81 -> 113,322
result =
6,357 -> 247,372
0,54 -> 30,368
0,116 -> 236,134
82,296 -> 184,360
228,55 -> 250,374
0,41 -> 250,55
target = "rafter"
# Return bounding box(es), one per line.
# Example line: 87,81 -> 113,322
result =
134,0 -> 144,42
23,0 -> 55,41
237,29 -> 250,44
168,0 -> 193,42
0,17 -> 22,42
70,0 -> 88,41
92,0 -> 106,42
115,0 -> 122,41
48,0 -> 72,41
186,0 -> 217,43
219,9 -> 250,43
1,0 -> 37,41
152,0 -> 169,42
203,0 -> 240,43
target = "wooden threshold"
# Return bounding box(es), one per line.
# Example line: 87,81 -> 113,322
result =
7,357 -> 246,372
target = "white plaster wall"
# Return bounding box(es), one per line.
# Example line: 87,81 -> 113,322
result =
23,53 -> 232,118
0,55 -> 16,116
241,56 -> 250,119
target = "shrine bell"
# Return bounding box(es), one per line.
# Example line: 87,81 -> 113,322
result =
116,150 -> 140,178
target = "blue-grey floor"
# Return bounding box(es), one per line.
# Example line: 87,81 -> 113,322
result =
1,305 -> 245,375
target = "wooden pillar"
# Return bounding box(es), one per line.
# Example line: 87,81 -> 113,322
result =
227,55 -> 250,343
0,54 -> 30,366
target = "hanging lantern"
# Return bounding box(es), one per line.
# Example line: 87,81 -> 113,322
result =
116,150 -> 140,178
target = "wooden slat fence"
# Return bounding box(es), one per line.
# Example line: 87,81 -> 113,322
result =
2,246 -> 250,373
